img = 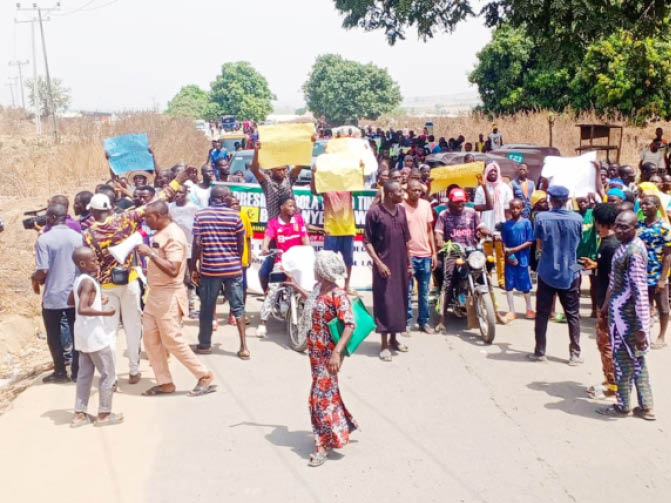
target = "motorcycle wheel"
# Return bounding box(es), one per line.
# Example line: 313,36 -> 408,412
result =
476,292 -> 496,344
287,296 -> 307,352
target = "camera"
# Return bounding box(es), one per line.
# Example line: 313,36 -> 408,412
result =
22,208 -> 48,230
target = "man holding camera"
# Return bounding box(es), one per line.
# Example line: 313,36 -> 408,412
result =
32,203 -> 84,383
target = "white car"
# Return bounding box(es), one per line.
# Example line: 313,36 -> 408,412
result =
194,120 -> 211,138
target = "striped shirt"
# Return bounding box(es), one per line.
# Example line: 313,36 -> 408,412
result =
193,203 -> 244,277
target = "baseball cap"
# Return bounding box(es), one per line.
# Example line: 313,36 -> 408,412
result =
87,193 -> 112,211
448,187 -> 467,202
547,185 -> 569,199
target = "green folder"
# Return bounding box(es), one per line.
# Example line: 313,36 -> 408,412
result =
327,297 -> 376,356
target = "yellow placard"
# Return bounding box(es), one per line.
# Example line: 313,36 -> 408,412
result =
314,153 -> 364,192
258,123 -> 315,169
326,138 -> 377,175
430,161 -> 485,195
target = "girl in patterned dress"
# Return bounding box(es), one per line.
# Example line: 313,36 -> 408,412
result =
287,250 -> 359,467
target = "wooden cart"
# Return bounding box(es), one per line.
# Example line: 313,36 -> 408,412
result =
575,123 -> 623,163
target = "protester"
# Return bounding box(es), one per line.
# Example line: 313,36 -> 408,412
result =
208,140 -> 228,170
73,191 -> 93,231
32,203 -> 83,383
501,199 -> 534,321
640,139 -> 666,172
597,210 -> 655,420
488,125 -> 503,149
511,163 -> 535,218
191,185 -> 248,358
402,179 -> 437,333
186,165 -> 214,209
44,195 -> 81,233
286,251 -> 358,467
137,201 -> 217,396
580,203 -> 619,399
529,185 -> 584,364
227,195 -> 253,324
69,247 -> 121,427
576,195 -> 599,317
257,195 -> 310,338
364,181 -> 412,361
637,194 -> 671,349
169,185 -> 200,318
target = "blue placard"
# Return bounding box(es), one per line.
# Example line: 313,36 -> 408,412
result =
103,133 -> 155,175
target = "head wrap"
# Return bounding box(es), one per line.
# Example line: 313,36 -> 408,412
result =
607,188 -> 625,200
530,190 -> 547,208
483,162 -> 507,224
638,182 -> 671,225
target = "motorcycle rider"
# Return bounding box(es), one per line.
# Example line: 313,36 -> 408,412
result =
255,195 -> 311,338
434,183 -> 491,332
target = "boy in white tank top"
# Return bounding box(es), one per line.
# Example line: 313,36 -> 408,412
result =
69,247 -> 123,428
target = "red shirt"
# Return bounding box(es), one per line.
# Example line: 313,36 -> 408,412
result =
265,214 -> 308,262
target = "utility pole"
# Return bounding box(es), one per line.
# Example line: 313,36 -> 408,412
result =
15,15 -> 46,135
9,60 -> 29,109
5,80 -> 17,108
16,3 -> 60,142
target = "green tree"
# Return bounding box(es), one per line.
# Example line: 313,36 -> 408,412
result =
166,85 -> 216,120
303,54 -> 402,125
25,76 -> 71,116
209,62 -> 275,122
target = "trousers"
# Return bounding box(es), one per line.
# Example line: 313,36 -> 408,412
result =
104,280 -> 143,374
596,309 -> 616,388
407,257 -> 432,327
613,342 -> 653,411
75,346 -> 115,414
534,277 -> 581,357
42,308 -> 78,377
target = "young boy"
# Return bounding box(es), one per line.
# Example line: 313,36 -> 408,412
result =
227,194 -> 253,325
68,247 -> 122,428
501,199 -> 535,322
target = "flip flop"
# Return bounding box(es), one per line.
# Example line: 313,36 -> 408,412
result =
391,342 -> 409,352
237,350 -> 251,360
379,348 -> 392,362
308,451 -> 327,467
142,385 -> 175,396
652,342 -> 667,350
70,413 -> 94,428
94,412 -> 124,427
596,405 -> 629,418
188,384 -> 218,397
632,406 -> 656,421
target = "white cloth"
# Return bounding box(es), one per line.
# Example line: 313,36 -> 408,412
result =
184,180 -> 211,209
640,148 -> 666,169
474,184 -> 513,232
541,151 -> 598,199
488,132 -> 503,149
169,201 -> 199,254
104,280 -> 143,374
73,274 -> 116,353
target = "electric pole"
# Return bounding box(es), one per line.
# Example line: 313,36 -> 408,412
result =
9,60 -> 29,109
15,16 -> 42,134
5,80 -> 17,108
16,3 -> 61,142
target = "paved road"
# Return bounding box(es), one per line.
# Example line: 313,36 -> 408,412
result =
1,288 -> 670,503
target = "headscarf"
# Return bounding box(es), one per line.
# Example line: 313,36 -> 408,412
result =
298,251 -> 349,342
638,182 -> 671,225
607,187 -> 625,200
483,162 -> 508,224
530,190 -> 547,209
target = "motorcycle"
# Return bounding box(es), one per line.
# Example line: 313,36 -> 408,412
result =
442,242 -> 497,344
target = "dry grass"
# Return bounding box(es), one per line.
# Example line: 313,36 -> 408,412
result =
0,110 -> 210,317
364,110 -> 671,167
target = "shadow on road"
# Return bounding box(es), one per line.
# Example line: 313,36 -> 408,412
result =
41,408 -> 73,425
229,421 -> 315,459
526,380 -> 612,421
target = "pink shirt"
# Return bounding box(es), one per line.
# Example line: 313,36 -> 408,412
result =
402,199 -> 434,258
265,213 -> 308,262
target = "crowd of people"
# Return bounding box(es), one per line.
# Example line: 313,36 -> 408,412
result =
28,124 -> 670,464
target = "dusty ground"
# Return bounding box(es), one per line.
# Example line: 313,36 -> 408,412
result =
0,288 -> 669,503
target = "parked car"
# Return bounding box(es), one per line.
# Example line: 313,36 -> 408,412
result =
489,144 -> 561,182
219,133 -> 249,152
194,119 -> 210,138
221,115 -> 236,131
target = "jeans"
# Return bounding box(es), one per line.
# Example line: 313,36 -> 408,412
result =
75,346 -> 115,414
59,311 -> 73,361
198,275 -> 245,348
407,257 -> 432,327
534,277 -> 581,357
42,308 -> 78,377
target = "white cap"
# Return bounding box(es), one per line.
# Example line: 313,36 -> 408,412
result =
87,193 -> 112,211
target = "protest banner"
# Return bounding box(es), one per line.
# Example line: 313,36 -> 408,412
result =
325,138 -> 378,176
314,153 -> 364,192
221,182 -> 377,291
103,133 -> 154,175
430,161 -> 485,195
541,151 -> 598,199
258,123 -> 315,169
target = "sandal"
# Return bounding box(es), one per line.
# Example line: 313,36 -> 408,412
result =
142,385 -> 175,396
70,413 -> 93,428
596,405 -> 630,418
651,342 -> 667,350
188,384 -> 218,397
391,342 -> 408,353
632,406 -> 656,421
94,412 -> 124,427
379,348 -> 392,362
237,349 -> 251,360
308,451 -> 327,467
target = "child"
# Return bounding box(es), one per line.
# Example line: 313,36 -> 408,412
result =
227,194 -> 252,325
69,247 -> 122,428
501,199 -> 535,322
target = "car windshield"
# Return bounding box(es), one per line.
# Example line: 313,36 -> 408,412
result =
230,151 -> 253,173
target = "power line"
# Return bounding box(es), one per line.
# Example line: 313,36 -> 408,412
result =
53,0 -> 98,17
81,0 -> 120,12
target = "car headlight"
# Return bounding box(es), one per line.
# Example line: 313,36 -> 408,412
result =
467,251 -> 486,270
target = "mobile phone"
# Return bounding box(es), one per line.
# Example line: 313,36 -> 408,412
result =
569,263 -> 585,273
269,272 -> 288,283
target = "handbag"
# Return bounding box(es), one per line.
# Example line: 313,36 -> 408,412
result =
328,296 -> 375,356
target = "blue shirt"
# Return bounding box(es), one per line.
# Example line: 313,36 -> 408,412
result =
502,218 -> 533,267
534,209 -> 583,289
209,148 -> 228,165
35,224 -> 83,309
192,203 -> 244,278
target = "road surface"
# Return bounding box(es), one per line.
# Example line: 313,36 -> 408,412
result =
1,288 -> 670,503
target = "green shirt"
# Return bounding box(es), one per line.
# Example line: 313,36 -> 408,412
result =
576,209 -> 598,260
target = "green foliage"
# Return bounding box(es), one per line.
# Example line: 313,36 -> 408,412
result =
295,106 -> 307,115
25,77 -> 71,116
166,85 -> 217,120
303,54 -> 402,125
209,62 -> 275,123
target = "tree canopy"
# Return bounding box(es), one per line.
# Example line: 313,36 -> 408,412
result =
303,54 -> 402,125
26,77 -> 71,116
166,85 -> 217,120
209,62 -> 275,122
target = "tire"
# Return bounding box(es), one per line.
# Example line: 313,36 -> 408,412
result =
476,292 -> 496,344
287,295 -> 307,352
